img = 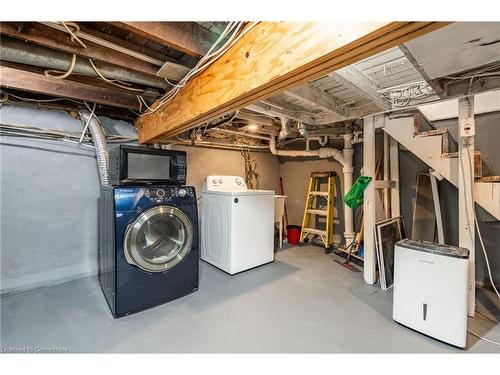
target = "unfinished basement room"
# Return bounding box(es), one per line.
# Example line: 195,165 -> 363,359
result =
0,2 -> 499,368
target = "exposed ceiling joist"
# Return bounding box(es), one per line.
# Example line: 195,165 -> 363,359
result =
136,22 -> 448,143
245,102 -> 317,124
0,66 -> 141,110
286,83 -> 347,120
0,22 -> 161,77
440,76 -> 500,97
40,22 -> 189,80
235,111 -> 277,127
113,22 -> 219,58
330,66 -> 391,110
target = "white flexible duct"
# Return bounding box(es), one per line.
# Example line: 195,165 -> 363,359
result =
79,110 -> 110,187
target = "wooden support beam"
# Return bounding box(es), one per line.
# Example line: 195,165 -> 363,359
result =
0,66 -> 141,110
286,83 -> 347,119
136,22 -> 447,143
399,44 -> 446,98
389,136 -> 401,217
363,115 -> 378,285
331,66 -> 391,111
458,96 -> 475,318
0,22 -> 176,78
114,22 -> 218,58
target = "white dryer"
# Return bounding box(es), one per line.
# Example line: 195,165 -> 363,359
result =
201,175 -> 274,274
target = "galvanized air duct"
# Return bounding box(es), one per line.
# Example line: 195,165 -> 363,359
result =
79,110 -> 110,187
278,117 -> 293,141
1,37 -> 168,90
297,122 -> 309,138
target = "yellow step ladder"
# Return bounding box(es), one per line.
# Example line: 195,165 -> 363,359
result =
300,171 -> 336,253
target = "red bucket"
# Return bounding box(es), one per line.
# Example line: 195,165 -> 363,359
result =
286,225 -> 301,245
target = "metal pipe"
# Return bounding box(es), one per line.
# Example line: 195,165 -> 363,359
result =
278,117 -> 293,141
1,37 -> 168,90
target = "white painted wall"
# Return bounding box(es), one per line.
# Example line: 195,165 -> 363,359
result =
0,104 -> 280,295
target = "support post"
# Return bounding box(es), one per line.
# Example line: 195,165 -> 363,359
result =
458,96 -> 475,317
389,136 -> 400,217
383,132 -> 391,219
363,115 -> 378,285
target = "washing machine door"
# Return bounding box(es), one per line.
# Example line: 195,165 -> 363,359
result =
124,205 -> 193,272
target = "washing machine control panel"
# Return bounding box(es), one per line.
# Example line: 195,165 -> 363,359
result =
145,187 -> 194,202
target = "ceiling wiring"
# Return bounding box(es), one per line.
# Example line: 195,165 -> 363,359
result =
140,22 -> 259,117
378,80 -> 434,107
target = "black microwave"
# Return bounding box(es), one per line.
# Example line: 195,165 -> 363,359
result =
108,145 -> 186,186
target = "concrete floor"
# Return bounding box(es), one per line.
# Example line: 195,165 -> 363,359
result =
1,245 -> 499,353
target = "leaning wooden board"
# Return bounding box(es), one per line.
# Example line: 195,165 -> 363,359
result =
136,22 -> 450,143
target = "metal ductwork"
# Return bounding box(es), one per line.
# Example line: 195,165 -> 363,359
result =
79,110 -> 110,187
297,122 -> 309,138
1,36 -> 168,90
278,117 -> 293,141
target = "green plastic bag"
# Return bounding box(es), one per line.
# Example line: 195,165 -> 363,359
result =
344,175 -> 373,209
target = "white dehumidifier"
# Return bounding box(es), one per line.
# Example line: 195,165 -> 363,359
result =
393,239 -> 469,348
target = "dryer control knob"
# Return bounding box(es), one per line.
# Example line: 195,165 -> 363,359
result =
218,179 -> 223,184
156,189 -> 165,197
178,188 -> 187,197
212,179 -> 218,184
235,178 -> 242,185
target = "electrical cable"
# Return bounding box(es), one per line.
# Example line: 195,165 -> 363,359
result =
59,21 -> 87,49
140,22 -> 258,117
467,330 -> 500,347
44,53 -> 77,79
88,58 -> 145,93
464,148 -> 500,299
241,149 -> 258,189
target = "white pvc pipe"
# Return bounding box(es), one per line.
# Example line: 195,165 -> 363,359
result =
269,136 -> 345,164
269,135 -> 357,245
342,133 -> 355,243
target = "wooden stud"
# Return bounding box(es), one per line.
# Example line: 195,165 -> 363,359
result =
363,115 -> 378,285
389,136 -> 401,217
0,66 -> 141,110
136,22 -> 449,143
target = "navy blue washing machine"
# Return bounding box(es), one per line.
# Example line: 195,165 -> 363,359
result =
99,185 -> 199,318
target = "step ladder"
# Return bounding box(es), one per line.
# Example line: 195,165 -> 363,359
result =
300,171 -> 336,253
